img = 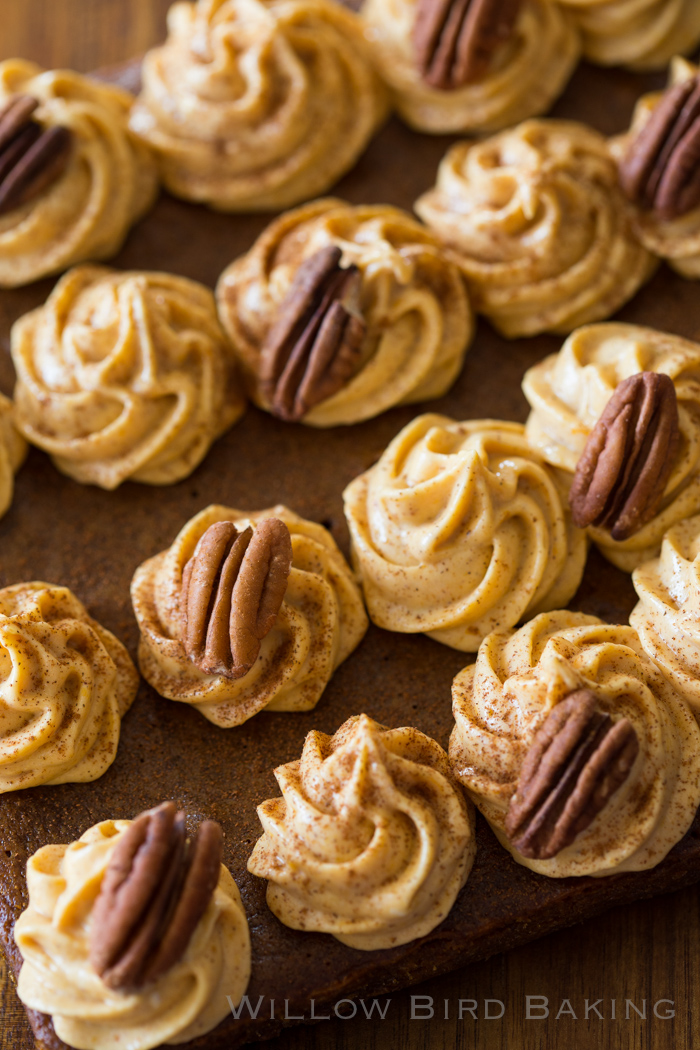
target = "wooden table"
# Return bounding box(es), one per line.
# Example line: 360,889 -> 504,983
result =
2,4 -> 699,1049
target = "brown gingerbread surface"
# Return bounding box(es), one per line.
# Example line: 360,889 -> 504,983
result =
1,54 -> 699,1050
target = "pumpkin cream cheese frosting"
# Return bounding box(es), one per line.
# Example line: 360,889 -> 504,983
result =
0,59 -> 158,289
248,714 -> 475,950
414,119 -> 656,338
343,413 -> 587,652
14,802 -> 251,1050
631,514 -> 700,719
449,610 -> 700,878
132,504 -> 368,727
129,0 -> 388,211
216,199 -> 473,426
523,322 -> 700,572
11,265 -> 246,490
361,0 -> 580,135
0,393 -> 27,522
553,0 -> 700,70
611,58 -> 700,279
0,582 -> 138,793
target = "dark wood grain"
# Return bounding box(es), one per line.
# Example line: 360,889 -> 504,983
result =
1,6 -> 699,1050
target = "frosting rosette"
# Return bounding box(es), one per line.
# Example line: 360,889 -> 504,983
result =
216,199 -> 474,426
131,504 -> 368,727
14,816 -> 251,1050
0,393 -> 27,521
0,582 -> 138,793
610,58 -> 700,279
523,322 -> 700,571
129,0 -> 388,211
11,265 -> 245,490
361,0 -> 580,135
343,414 -> 587,651
414,119 -> 656,338
449,610 -> 700,877
554,0 -> 700,70
631,514 -> 700,718
248,714 -> 475,949
0,59 -> 158,289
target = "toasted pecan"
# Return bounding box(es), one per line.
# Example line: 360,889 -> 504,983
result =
619,74 -> 700,220
505,689 -> 639,860
0,94 -> 72,216
181,517 -> 293,678
413,0 -> 523,91
259,245 -> 365,422
569,371 -> 679,542
90,802 -> 223,990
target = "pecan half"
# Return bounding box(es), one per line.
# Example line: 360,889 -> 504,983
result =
619,74 -> 700,220
181,517 -> 293,678
259,245 -> 366,422
505,689 -> 639,861
0,94 -> 73,217
89,801 -> 223,991
569,371 -> 679,542
413,0 -> 523,91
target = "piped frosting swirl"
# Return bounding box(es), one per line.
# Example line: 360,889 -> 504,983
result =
0,59 -> 158,288
343,414 -> 587,651
11,266 -> 245,490
14,816 -> 251,1050
361,0 -> 580,134
415,119 -> 656,338
216,199 -> 474,426
554,0 -> 700,71
449,610 -> 700,877
131,504 -> 368,727
523,322 -> 700,571
631,513 -> 700,719
610,58 -> 700,279
248,714 -> 475,950
129,0 -> 388,211
0,582 -> 138,793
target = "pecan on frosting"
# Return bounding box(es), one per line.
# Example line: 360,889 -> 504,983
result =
14,815 -> 251,1049
569,372 -> 680,541
90,802 -> 223,991
505,689 -> 639,860
132,504 -> 368,727
362,0 -> 579,135
523,323 -> 700,572
413,0 -> 523,90
0,94 -> 72,216
181,518 -> 293,678
216,199 -> 474,427
259,246 -> 365,422
0,60 -> 158,289
247,714 -> 475,950
449,610 -> 700,877
609,58 -> 700,279
619,72 -> 700,221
